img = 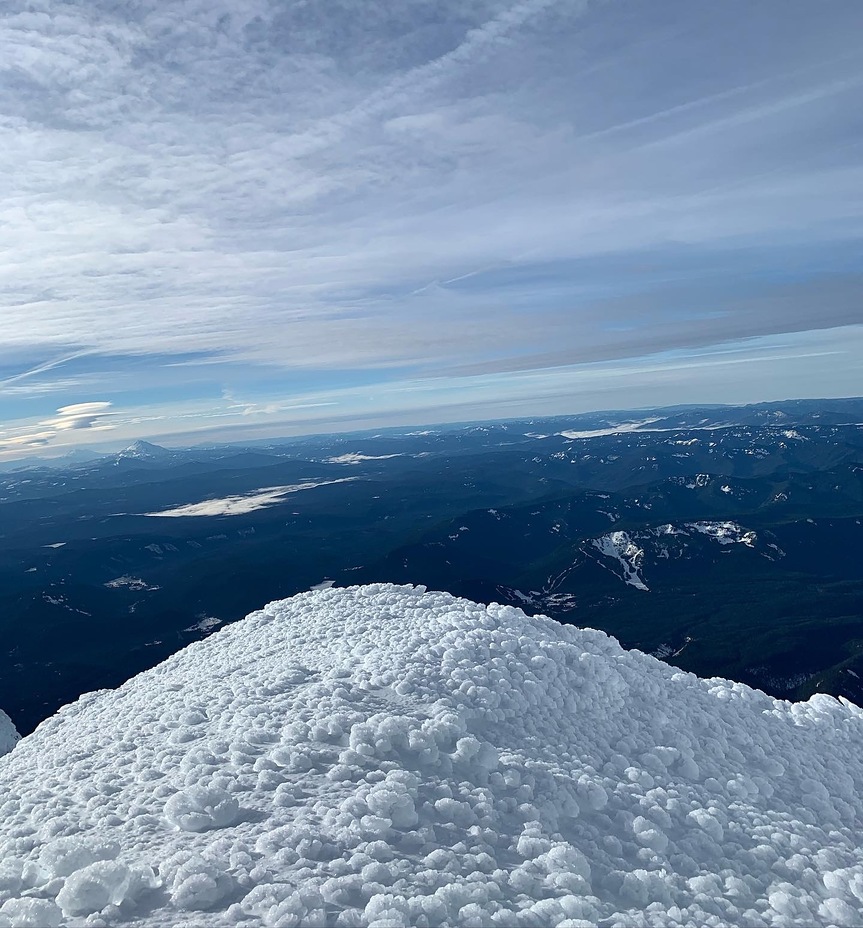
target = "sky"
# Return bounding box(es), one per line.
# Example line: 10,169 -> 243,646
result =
1,0 -> 861,457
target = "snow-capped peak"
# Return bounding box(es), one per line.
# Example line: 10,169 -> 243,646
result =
117,440 -> 173,461
1,585 -> 862,926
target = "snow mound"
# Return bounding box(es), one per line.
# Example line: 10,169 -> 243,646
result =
2,584 -> 863,927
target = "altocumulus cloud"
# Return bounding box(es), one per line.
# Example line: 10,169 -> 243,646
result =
42,402 -> 115,432
0,430 -> 57,452
0,402 -> 114,455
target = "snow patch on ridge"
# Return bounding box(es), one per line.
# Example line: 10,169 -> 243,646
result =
686,521 -> 757,547
105,576 -> 160,592
591,531 -> 649,590
1,585 -> 863,927
587,521 -> 768,591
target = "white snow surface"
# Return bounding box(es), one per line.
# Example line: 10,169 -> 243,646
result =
2,585 -> 863,927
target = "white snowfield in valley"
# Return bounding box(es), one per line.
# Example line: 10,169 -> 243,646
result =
143,479 -> 357,518
2,587 -> 863,927
326,454 -> 403,465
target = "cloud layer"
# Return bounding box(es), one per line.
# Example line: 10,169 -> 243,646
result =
0,0 -> 861,451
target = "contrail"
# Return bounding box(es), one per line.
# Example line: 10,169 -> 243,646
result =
283,0 -> 588,158
0,351 -> 91,393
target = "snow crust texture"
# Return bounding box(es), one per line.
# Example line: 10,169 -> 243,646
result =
2,585 -> 863,927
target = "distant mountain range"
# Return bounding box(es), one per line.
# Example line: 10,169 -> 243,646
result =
1,397 -> 861,734
3,395 -> 862,473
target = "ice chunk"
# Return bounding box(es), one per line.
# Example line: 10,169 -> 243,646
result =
39,836 -> 120,878
56,861 -> 133,917
164,784 -> 239,832
0,898 -> 62,927
0,710 -> 18,758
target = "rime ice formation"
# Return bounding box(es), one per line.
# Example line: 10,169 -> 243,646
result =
2,586 -> 863,927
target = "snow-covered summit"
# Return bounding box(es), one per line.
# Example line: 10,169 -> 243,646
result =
2,585 -> 863,927
117,440 -> 174,461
